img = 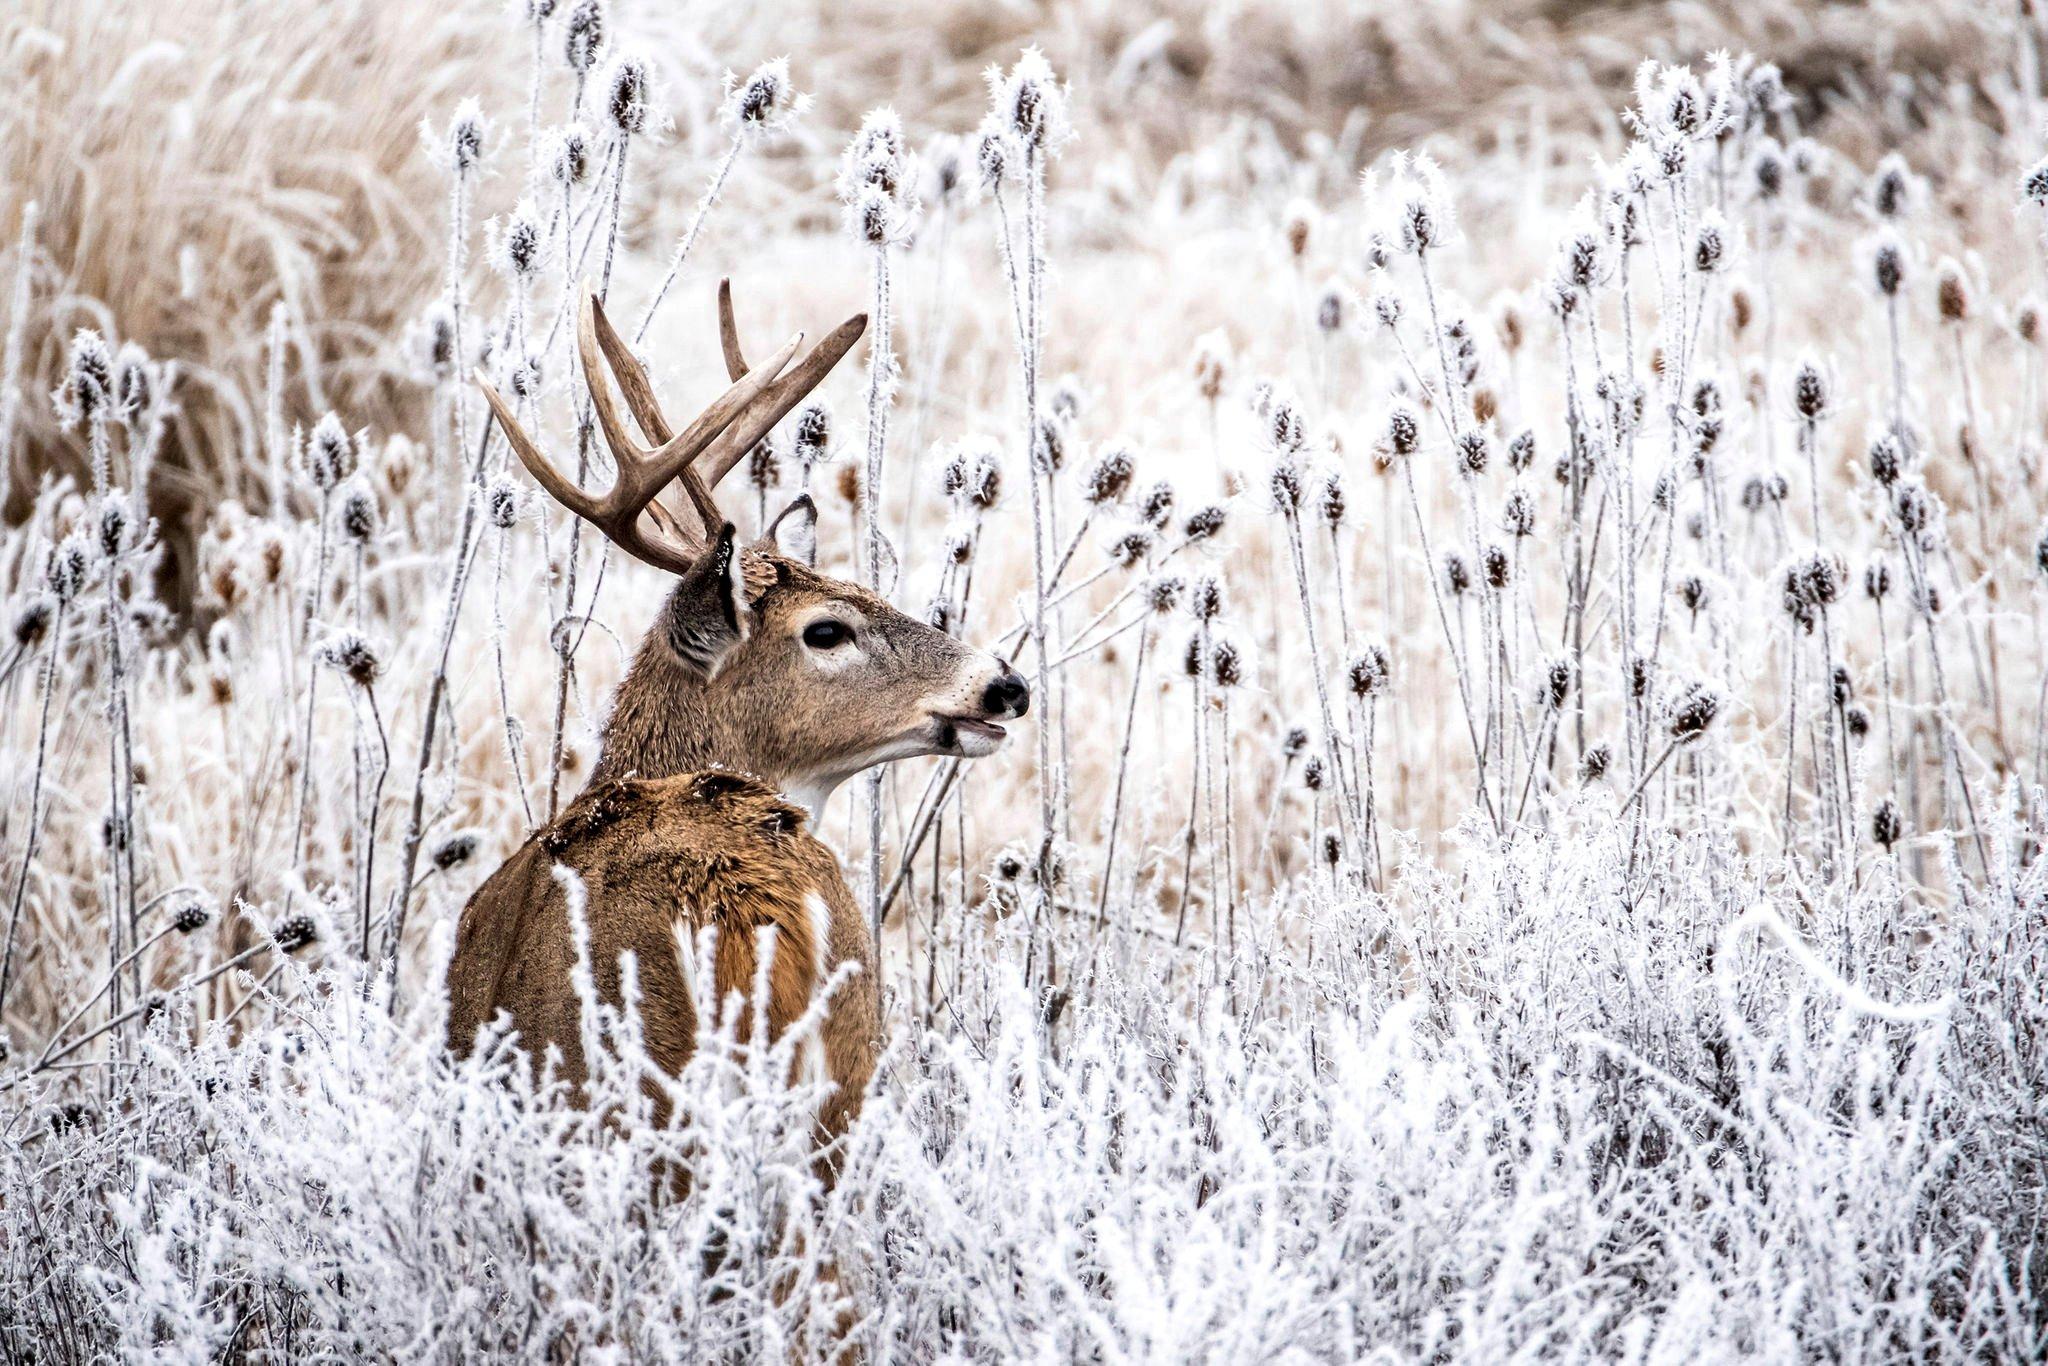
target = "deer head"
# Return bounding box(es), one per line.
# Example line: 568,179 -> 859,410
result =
478,281 -> 1029,815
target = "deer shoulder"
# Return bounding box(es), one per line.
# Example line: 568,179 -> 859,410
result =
446,769 -> 880,1135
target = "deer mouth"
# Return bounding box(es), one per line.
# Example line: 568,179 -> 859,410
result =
933,714 -> 1009,757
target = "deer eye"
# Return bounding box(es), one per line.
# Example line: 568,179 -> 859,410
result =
802,620 -> 852,650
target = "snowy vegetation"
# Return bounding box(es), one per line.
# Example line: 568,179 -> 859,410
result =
2,0 -> 2046,1358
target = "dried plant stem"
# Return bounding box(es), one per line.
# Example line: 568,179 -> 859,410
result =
0,597 -> 64,1017
635,133 -> 744,345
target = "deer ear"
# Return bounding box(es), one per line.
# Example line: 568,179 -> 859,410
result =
664,523 -> 751,676
758,493 -> 817,567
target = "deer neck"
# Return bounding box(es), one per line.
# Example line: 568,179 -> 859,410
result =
588,621 -> 841,819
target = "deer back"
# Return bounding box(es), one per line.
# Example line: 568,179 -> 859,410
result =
445,770 -> 881,1146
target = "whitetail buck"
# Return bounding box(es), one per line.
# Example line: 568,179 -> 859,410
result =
446,280 -> 1029,1164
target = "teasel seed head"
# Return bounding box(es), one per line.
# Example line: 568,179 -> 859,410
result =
271,915 -> 319,954
1316,282 -> 1349,334
1791,361 -> 1830,422
317,631 -> 383,688
1506,429 -> 1535,473
1869,233 -> 1905,298
49,537 -> 89,603
55,329 -> 113,429
97,497 -> 130,560
1109,530 -> 1151,568
1281,726 -> 1309,761
1318,472 -> 1346,527
1936,258 -> 1970,324
792,401 -> 832,468
1183,504 -> 1227,542
1386,403 -> 1420,457
1210,638 -> 1245,689
1544,657 -> 1573,710
1192,330 -> 1232,402
1455,430 -> 1489,477
11,593 -> 53,649
1347,645 -> 1391,698
170,895 -> 214,934
990,47 -> 1071,156
747,437 -> 779,493
968,450 -> 1003,509
1283,198 -> 1315,259
1864,558 -> 1892,600
1372,285 -> 1403,329
1084,447 -> 1135,505
563,0 -> 604,75
305,413 -> 356,492
1441,551 -> 1471,597
1690,214 -> 1728,273
1497,489 -> 1535,540
1666,680 -> 1721,742
975,121 -> 1013,192
113,343 -> 155,420
1579,743 -> 1611,783
547,125 -> 593,189
1872,797 -> 1903,849
1630,655 -> 1653,700
725,57 -> 801,133
487,477 -> 521,530
1868,434 -> 1902,487
338,481 -> 379,545
1146,574 -> 1185,615
1482,544 -> 1510,590
1752,140 -> 1785,200
1845,705 -> 1870,739
1869,152 -> 1913,219
1189,574 -> 1224,622
432,832 -> 480,871
1892,480 -> 1935,536
1323,832 -> 1342,867
2036,522 -> 2048,577
1140,481 -> 1175,530
493,205 -> 545,280
1830,663 -> 1852,708
444,98 -> 487,174
1269,459 -> 1303,515
1302,755 -> 1327,792
1677,574 -> 1708,615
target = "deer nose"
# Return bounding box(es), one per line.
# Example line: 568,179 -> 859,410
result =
982,669 -> 1030,719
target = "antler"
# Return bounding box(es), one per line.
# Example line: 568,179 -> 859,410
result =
475,280 -> 867,575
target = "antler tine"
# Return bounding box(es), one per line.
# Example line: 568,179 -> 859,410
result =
583,289 -> 725,537
717,278 -> 749,381
477,369 -> 704,575
696,310 -> 869,488
570,281 -> 795,560
575,290 -> 651,489
475,373 -> 601,521
584,289 -> 674,443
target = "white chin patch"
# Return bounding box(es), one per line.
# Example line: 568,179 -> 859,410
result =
936,716 -> 1008,758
